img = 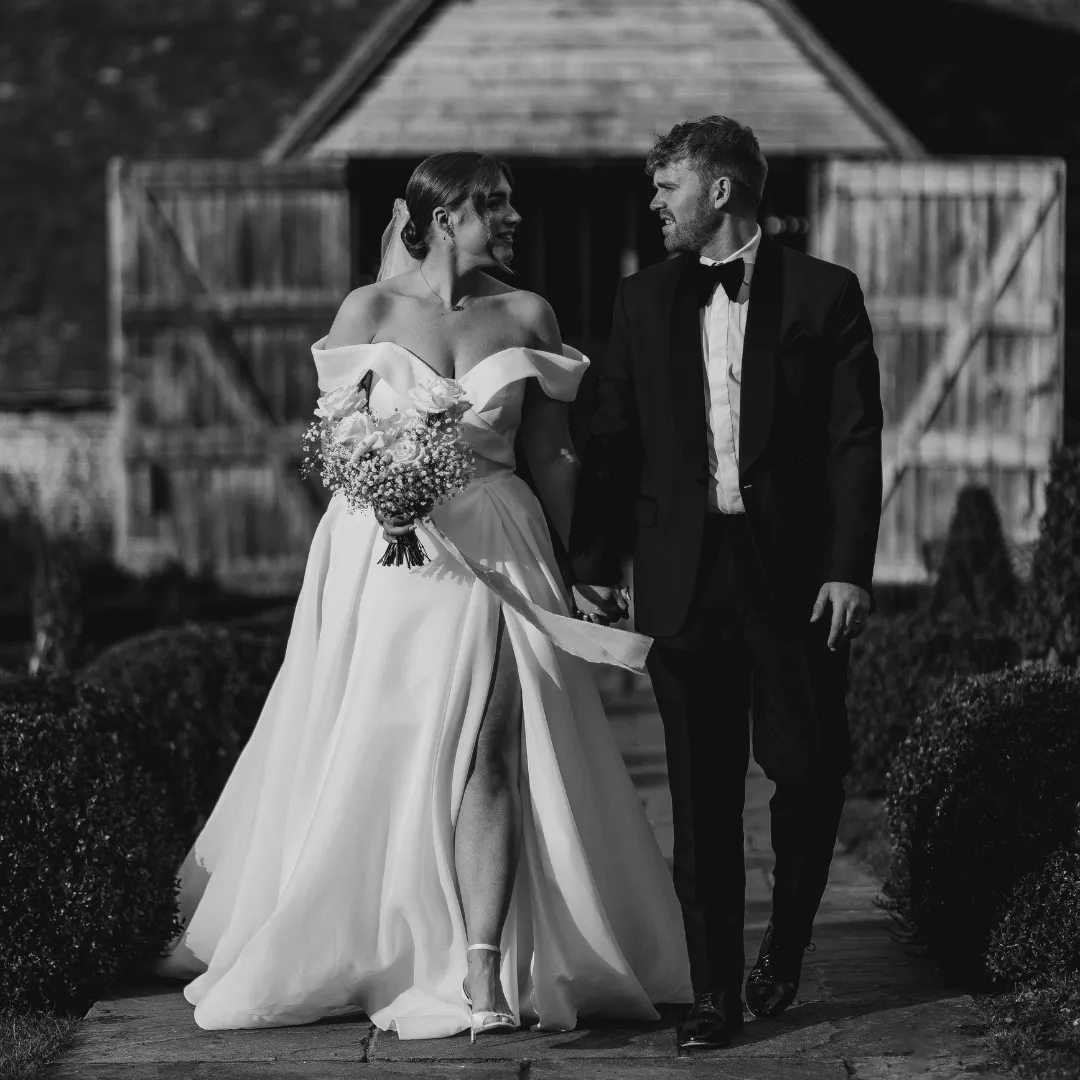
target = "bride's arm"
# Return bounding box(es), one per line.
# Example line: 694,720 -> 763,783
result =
517,298 -> 579,551
324,285 -> 386,349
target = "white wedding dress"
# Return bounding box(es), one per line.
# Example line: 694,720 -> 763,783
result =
158,338 -> 693,1038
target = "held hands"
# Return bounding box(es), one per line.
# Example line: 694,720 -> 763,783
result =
572,584 -> 630,626
811,581 -> 871,651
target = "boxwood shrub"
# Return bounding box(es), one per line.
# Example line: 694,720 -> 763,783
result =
0,674 -> 181,1011
986,829 -> 1080,987
80,620 -> 290,846
1015,445 -> 1080,665
846,610 -> 1020,796
884,664 -> 1080,984
929,484 -> 1020,620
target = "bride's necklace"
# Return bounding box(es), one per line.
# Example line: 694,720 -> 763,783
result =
420,266 -> 472,312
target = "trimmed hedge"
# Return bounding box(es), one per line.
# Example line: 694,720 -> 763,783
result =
0,675 -> 180,1011
80,620 -> 290,845
929,484 -> 1019,620
846,610 -> 1020,795
884,664 -> 1080,984
987,832 -> 1080,987
1017,445 -> 1080,666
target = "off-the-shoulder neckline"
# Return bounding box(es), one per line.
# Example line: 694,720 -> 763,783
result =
315,343 -> 518,386
374,341 -> 517,383
311,339 -> 579,385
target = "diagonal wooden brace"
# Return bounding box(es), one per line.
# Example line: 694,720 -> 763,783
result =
123,176 -> 323,536
881,172 -> 1062,509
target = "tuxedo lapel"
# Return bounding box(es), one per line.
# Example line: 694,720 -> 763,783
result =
739,236 -> 783,479
665,254 -> 710,477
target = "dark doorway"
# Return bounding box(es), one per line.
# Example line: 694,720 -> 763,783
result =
346,155 -> 812,446
348,155 -> 811,336
348,158 -> 660,356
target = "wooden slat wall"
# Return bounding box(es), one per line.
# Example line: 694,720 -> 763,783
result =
812,159 -> 1066,583
310,0 -> 899,157
110,159 -> 351,593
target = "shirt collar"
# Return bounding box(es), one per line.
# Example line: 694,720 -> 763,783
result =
699,225 -> 762,267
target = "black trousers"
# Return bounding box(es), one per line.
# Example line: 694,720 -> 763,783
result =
646,512 -> 849,995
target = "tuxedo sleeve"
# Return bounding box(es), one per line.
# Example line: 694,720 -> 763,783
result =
823,272 -> 884,592
569,279 -> 641,585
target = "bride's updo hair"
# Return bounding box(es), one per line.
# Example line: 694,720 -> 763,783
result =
402,151 -> 514,260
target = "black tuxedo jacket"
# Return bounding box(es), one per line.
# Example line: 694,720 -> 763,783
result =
569,237 -> 884,639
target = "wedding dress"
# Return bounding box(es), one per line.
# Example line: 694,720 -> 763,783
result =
158,338 -> 693,1037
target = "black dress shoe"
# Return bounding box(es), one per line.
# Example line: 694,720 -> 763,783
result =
676,989 -> 744,1049
745,920 -> 807,1019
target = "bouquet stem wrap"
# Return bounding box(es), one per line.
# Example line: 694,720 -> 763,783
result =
419,519 -> 652,675
378,532 -> 429,568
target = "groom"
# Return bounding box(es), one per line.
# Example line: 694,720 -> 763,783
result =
569,116 -> 883,1049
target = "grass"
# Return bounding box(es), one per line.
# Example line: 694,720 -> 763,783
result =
977,974 -> 1080,1080
837,793 -> 892,882
0,1010 -> 80,1080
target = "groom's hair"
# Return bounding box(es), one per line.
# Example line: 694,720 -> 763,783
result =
646,116 -> 768,208
402,152 -> 514,259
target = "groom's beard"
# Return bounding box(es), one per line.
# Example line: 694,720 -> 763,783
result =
663,196 -> 720,254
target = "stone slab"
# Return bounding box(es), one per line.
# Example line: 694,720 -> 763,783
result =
58,981 -> 372,1065
368,1007 -> 684,1061
46,1063 -> 859,1080
528,1060 -> 851,1080
49,1065 -> 518,1079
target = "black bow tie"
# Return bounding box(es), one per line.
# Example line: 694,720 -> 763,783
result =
696,258 -> 745,305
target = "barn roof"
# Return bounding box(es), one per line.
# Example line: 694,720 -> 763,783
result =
957,0 -> 1080,31
265,0 -> 922,162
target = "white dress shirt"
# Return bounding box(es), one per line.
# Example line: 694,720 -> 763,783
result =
699,226 -> 761,514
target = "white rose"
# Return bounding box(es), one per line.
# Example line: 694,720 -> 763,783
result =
314,382 -> 368,422
333,410 -> 376,446
332,412 -> 387,460
386,435 -> 424,467
382,409 -> 407,425
409,376 -> 470,416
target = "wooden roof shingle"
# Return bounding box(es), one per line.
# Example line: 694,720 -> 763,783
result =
275,0 -> 921,160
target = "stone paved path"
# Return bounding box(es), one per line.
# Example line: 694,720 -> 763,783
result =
49,687 -> 1003,1080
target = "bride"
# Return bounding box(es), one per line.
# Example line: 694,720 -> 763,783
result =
158,151 -> 692,1040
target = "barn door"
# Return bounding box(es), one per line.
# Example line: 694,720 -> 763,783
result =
812,159 -> 1066,583
107,159 -> 351,592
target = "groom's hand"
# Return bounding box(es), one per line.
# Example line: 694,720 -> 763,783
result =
811,582 -> 871,651
573,584 -> 629,626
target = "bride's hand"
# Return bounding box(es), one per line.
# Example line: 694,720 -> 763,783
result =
376,511 -> 418,539
376,506 -> 434,540
572,584 -> 629,625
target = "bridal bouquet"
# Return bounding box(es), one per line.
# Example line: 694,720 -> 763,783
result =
301,375 -> 475,567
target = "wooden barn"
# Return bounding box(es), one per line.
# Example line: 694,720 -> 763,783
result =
94,0 -> 1069,589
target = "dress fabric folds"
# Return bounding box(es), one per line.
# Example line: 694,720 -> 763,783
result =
158,341 -> 693,1037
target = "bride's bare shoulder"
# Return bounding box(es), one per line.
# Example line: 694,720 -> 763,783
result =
324,278 -> 414,349
498,286 -> 561,351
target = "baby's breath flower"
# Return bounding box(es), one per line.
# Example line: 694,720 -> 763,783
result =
300,379 -> 476,540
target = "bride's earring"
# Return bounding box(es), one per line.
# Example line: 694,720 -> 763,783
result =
445,222 -> 456,245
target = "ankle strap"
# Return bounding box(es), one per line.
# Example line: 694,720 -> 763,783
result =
467,943 -> 502,955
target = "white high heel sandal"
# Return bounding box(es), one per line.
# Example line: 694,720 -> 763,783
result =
461,943 -> 518,1042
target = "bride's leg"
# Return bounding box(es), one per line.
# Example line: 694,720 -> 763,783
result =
455,613 -> 522,1015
